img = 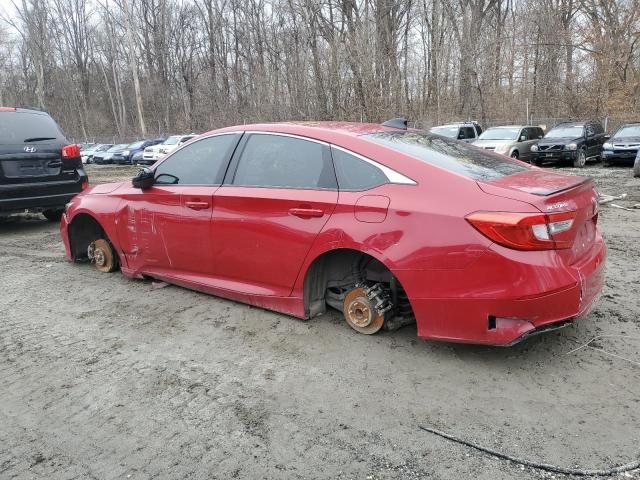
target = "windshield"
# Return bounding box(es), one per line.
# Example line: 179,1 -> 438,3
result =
479,127 -> 520,141
546,125 -> 584,138
108,144 -> 127,152
0,111 -> 65,143
163,136 -> 181,145
614,125 -> 640,138
365,132 -> 529,181
127,141 -> 145,149
430,126 -> 459,139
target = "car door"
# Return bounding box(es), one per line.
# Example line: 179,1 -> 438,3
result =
118,133 -> 241,275
211,132 -> 338,296
585,124 -> 597,157
520,127 -> 536,160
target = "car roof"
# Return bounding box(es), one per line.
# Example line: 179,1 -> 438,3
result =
553,122 -> 589,127
211,122 -> 405,143
485,125 -> 528,129
619,122 -> 640,127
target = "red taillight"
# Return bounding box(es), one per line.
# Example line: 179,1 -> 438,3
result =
81,181 -> 89,190
0,107 -> 16,111
62,144 -> 81,159
466,211 -> 578,250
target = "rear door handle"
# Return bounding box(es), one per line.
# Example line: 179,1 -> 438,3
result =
289,207 -> 324,218
185,201 -> 210,210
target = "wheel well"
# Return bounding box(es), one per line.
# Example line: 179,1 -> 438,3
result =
303,248 -> 411,319
68,213 -> 107,261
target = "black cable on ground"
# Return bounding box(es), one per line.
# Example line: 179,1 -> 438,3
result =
418,425 -> 640,477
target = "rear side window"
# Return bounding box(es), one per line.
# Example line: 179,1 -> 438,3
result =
154,134 -> 239,185
331,147 -> 387,191
365,132 -> 530,181
460,127 -> 476,139
232,134 -> 337,189
0,111 -> 65,143
474,124 -> 483,136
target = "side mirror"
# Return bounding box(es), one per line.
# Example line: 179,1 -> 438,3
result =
604,134 -> 611,140
457,132 -> 465,140
519,135 -> 527,142
538,135 -> 543,139
132,167 -> 155,189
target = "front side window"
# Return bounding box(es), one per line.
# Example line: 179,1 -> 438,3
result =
365,131 -> 530,181
232,134 -> 337,189
154,134 -> 239,185
331,147 -> 387,191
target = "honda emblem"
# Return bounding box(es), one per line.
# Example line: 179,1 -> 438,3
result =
24,146 -> 36,153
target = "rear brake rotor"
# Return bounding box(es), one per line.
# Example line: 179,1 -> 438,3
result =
90,238 -> 115,273
343,287 -> 385,335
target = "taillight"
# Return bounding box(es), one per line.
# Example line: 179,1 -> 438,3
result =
62,144 -> 81,159
466,211 -> 577,250
81,181 -> 89,190
0,107 -> 16,111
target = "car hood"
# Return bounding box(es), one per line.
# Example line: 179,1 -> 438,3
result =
538,136 -> 581,145
478,169 -> 589,197
88,182 -> 126,194
472,139 -> 513,148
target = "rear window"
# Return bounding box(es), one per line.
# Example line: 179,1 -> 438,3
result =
365,132 -> 530,181
0,111 -> 65,143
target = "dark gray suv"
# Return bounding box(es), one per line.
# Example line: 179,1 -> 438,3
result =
0,107 -> 88,221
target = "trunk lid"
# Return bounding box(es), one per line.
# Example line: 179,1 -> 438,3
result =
0,142 -> 73,185
478,169 -> 599,264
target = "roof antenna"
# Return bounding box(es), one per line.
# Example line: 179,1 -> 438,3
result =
382,117 -> 408,130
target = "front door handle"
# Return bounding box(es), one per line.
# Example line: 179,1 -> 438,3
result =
289,207 -> 324,218
185,201 -> 210,210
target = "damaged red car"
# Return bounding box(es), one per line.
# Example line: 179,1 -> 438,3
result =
60,121 -> 606,345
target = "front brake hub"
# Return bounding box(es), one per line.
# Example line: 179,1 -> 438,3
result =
343,287 -> 385,334
90,239 -> 115,273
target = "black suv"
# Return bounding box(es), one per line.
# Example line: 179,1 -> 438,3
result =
0,107 -> 88,221
530,121 -> 607,168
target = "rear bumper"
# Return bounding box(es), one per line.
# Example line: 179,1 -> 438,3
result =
0,177 -> 86,214
402,238 -> 606,346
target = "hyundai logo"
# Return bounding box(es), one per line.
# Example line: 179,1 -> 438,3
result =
23,146 -> 36,153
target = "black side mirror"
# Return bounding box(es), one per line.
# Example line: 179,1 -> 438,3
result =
132,167 -> 155,189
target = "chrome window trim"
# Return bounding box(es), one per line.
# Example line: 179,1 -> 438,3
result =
331,145 -> 417,185
244,130 -> 416,186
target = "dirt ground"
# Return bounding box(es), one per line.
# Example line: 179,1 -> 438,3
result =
1,163 -> 639,479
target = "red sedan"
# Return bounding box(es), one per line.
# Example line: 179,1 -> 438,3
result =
60,121 -> 606,345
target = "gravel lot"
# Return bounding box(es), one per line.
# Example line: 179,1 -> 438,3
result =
1,163 -> 639,479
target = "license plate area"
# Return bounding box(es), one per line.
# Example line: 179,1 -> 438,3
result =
1,159 -> 61,178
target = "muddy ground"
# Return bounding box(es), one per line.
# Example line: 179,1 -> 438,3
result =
1,163 -> 639,479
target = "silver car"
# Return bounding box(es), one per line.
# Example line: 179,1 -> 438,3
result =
472,125 -> 544,161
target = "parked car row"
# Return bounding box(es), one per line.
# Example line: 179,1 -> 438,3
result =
429,120 -> 640,169
79,135 -> 195,166
141,134 -> 196,164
